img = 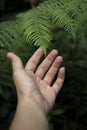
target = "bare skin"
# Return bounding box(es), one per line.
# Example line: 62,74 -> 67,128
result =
7,48 -> 65,130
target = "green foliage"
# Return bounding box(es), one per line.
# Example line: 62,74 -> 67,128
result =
17,0 -> 87,51
0,0 -> 87,129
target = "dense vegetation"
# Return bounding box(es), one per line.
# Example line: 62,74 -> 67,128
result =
0,0 -> 87,130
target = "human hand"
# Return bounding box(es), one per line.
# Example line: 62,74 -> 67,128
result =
7,48 -> 65,114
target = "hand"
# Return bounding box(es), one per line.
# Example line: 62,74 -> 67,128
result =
7,48 -> 65,114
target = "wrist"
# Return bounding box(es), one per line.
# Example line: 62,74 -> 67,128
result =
17,94 -> 47,116
10,93 -> 49,130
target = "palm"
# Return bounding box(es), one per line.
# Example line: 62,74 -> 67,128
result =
25,70 -> 57,113
36,79 -> 57,113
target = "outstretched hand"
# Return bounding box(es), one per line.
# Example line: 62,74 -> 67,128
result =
7,48 -> 65,114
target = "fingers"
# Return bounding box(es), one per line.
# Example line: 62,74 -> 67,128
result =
35,49 -> 58,79
25,48 -> 44,72
43,56 -> 63,85
7,52 -> 24,72
53,67 -> 65,95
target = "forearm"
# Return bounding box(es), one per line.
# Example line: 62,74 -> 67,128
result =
9,97 -> 49,130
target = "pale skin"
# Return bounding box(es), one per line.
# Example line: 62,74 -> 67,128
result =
7,48 -> 65,130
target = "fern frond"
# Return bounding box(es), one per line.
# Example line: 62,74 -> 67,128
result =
17,8 -> 52,52
0,21 -> 20,51
77,4 -> 87,32
17,0 -> 87,51
38,0 -> 87,36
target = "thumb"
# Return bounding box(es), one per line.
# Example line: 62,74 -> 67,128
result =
7,52 -> 24,72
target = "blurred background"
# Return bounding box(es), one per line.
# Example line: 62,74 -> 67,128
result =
0,0 -> 87,130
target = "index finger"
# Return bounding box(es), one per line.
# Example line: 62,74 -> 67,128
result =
25,48 -> 44,72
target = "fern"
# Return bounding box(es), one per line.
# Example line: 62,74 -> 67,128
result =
17,0 -> 87,51
0,21 -> 23,53
17,9 -> 52,53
